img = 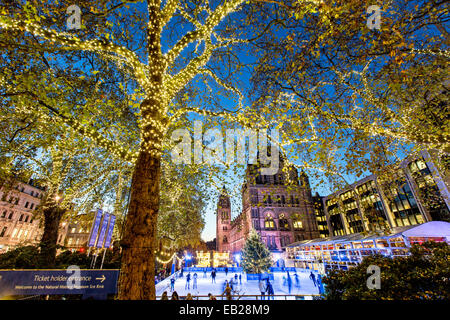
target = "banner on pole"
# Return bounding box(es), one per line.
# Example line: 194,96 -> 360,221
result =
88,209 -> 103,247
104,215 -> 116,249
96,212 -> 110,248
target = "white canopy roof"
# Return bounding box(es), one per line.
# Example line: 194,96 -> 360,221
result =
401,221 -> 450,239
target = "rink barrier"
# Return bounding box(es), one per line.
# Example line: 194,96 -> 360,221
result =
156,294 -> 322,300
180,267 -> 304,273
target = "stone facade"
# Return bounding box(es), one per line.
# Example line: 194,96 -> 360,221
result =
216,157 -> 320,254
0,179 -> 68,253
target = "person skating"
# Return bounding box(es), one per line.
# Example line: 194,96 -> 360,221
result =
287,274 -> 292,294
259,279 -> 266,300
204,268 -> 207,278
309,272 -> 316,287
239,274 -> 242,284
185,273 -> 191,290
294,273 -> 300,288
170,277 -> 175,291
211,269 -> 216,283
225,266 -> 228,276
193,273 -> 198,290
317,274 -> 323,294
266,281 -> 274,300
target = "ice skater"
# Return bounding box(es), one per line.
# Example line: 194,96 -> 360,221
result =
239,274 -> 242,285
185,273 -> 191,290
309,272 -> 316,287
225,266 -> 228,276
193,273 -> 198,290
204,268 -> 207,278
266,280 -> 274,300
259,279 -> 266,300
170,277 -> 175,291
294,273 -> 300,288
287,274 -> 292,294
211,269 -> 216,283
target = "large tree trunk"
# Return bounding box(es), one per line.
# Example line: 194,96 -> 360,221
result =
117,151 -> 161,300
39,206 -> 65,268
118,0 -> 164,299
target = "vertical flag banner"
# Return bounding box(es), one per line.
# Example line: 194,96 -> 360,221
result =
88,209 -> 103,247
103,215 -> 116,249
96,212 -> 110,248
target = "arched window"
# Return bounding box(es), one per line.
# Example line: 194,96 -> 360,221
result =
292,214 -> 303,230
264,213 -> 275,229
223,236 -> 228,243
279,214 -> 289,230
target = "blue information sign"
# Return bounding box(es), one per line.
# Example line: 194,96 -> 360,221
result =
88,209 -> 103,247
104,215 -> 116,249
96,212 -> 110,248
0,269 -> 119,297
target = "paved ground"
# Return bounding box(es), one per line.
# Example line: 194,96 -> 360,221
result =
155,269 -> 322,300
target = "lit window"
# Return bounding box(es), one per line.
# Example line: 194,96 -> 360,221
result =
293,220 -> 303,229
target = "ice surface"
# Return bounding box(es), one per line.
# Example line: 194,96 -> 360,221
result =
155,269 -> 322,300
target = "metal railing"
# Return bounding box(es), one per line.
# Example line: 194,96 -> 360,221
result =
157,294 -> 322,300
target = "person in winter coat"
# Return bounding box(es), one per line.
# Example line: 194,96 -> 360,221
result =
266,281 -> 274,300
222,283 -> 232,300
259,279 -> 266,300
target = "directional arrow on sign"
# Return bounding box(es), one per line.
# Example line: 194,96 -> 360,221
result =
96,275 -> 106,283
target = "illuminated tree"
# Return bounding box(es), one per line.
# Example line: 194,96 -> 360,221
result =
1,0 -> 314,299
240,228 -> 273,274
249,0 -> 449,193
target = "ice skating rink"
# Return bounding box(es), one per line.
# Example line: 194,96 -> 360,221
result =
156,269 -> 322,300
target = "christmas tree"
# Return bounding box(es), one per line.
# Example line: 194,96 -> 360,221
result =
241,229 -> 273,274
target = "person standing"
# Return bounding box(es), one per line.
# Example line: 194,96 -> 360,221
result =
171,291 -> 179,300
239,274 -> 242,285
222,283 -> 232,300
225,266 -> 228,276
211,269 -> 216,283
204,268 -> 207,278
287,274 -> 292,294
309,272 -> 316,287
266,281 -> 274,300
185,273 -> 191,290
259,279 -> 266,300
161,291 -> 168,300
294,273 -> 300,288
193,273 -> 198,290
186,293 -> 193,300
317,274 -> 323,294
170,277 -> 175,291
